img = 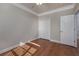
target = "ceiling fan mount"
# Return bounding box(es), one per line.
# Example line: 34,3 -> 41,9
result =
36,3 -> 43,5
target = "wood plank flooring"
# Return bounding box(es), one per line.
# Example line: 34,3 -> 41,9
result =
0,38 -> 79,56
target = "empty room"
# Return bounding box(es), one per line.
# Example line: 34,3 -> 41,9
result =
0,3 -> 79,56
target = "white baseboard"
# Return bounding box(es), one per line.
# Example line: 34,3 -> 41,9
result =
50,39 -> 77,47
50,39 -> 62,44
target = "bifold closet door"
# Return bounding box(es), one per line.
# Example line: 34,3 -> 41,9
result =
60,15 -> 76,47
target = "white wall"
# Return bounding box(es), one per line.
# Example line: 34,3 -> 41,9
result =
50,15 -> 60,41
38,16 -> 50,39
0,4 -> 38,51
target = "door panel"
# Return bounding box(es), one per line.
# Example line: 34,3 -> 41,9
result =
60,15 -> 75,46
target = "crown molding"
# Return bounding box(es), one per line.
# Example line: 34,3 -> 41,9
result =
12,4 -> 75,16
12,3 -> 38,16
38,4 -> 75,16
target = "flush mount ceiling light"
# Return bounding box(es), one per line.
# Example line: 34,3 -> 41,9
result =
36,3 -> 43,5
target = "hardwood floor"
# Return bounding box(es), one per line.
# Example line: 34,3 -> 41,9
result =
0,38 -> 79,56
31,39 -> 79,56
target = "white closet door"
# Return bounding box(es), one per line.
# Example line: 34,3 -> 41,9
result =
60,15 -> 75,46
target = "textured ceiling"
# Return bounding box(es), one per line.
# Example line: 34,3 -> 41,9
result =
20,3 -> 73,14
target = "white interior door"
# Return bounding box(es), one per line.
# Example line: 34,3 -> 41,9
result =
60,15 -> 75,46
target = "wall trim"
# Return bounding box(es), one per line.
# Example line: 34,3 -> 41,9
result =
38,4 -> 75,16
50,39 -> 61,44
12,4 -> 38,16
50,39 -> 77,47
12,4 -> 75,16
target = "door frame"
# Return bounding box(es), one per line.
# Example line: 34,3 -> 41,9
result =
75,10 -> 79,47
60,15 -> 77,47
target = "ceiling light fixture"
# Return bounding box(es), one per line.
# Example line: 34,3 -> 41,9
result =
36,3 -> 43,5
